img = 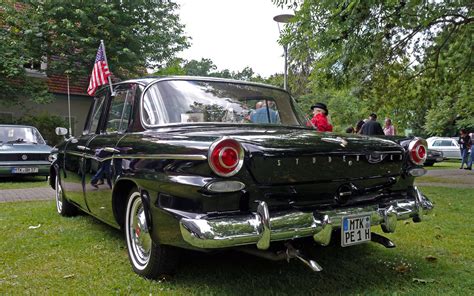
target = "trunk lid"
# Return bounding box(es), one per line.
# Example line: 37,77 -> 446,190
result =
161,125 -> 405,185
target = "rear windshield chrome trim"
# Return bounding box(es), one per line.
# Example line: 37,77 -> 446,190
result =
139,78 -> 293,130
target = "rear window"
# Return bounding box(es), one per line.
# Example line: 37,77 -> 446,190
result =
141,80 -> 308,127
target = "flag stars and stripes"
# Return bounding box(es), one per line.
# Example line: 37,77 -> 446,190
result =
87,43 -> 111,96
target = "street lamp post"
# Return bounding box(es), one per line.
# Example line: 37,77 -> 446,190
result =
273,13 -> 294,91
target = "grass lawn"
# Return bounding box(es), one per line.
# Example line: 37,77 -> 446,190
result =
416,175 -> 473,185
0,186 -> 473,295
0,176 -> 49,190
424,159 -> 463,170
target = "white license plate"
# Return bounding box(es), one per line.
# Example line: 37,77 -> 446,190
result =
341,215 -> 371,247
11,167 -> 39,174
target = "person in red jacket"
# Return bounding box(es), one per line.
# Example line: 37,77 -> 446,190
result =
310,102 -> 333,132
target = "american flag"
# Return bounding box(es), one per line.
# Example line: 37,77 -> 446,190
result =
87,43 -> 111,96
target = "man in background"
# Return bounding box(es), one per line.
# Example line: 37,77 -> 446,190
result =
360,113 -> 384,136
250,100 -> 279,124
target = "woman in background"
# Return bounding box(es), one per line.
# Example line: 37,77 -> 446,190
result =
310,103 -> 333,132
383,118 -> 396,135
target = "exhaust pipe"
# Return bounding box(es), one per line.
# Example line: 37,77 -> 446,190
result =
238,242 -> 323,272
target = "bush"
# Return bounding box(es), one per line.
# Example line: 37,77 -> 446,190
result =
17,113 -> 69,146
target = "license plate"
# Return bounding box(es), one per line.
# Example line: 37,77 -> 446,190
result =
11,167 -> 39,174
341,215 -> 371,247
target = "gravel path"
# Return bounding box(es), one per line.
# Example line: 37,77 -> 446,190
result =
0,187 -> 54,203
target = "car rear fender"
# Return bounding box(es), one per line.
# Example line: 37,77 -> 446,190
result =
112,179 -> 139,229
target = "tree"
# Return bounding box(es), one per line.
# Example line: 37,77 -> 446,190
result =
1,0 -> 189,105
273,0 -> 473,134
0,2 -> 53,105
154,58 -> 265,82
37,0 -> 189,78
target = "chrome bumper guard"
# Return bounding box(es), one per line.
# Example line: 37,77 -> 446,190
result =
179,187 -> 433,250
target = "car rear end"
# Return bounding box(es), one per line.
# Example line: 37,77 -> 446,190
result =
169,132 -> 432,252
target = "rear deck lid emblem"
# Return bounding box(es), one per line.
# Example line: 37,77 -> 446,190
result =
321,137 -> 348,147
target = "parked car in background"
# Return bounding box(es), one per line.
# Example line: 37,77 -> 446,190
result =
427,137 -> 462,159
424,149 -> 444,166
0,125 -> 52,177
50,77 -> 433,279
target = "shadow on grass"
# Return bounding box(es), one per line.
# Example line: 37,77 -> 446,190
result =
168,238 -> 441,295
69,207 -> 458,295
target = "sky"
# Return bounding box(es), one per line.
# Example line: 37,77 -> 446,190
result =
175,0 -> 293,78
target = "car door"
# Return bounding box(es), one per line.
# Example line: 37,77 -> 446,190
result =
83,83 -> 137,225
62,91 -> 108,211
440,140 -> 460,159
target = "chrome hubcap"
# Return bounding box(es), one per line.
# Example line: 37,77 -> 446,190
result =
127,193 -> 151,269
55,176 -> 63,213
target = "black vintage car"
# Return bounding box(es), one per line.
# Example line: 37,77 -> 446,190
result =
424,149 -> 444,166
50,77 -> 433,278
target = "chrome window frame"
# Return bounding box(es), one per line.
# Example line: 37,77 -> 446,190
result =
139,77 -> 305,130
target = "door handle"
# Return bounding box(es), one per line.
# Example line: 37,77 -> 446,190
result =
104,147 -> 120,153
77,145 -> 90,151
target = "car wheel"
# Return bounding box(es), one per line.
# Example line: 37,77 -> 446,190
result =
125,188 -> 179,279
55,174 -> 77,216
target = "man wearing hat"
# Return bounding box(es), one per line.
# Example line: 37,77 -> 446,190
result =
360,113 -> 384,135
310,102 -> 333,132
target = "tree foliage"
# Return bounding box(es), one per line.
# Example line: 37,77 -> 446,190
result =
273,0 -> 473,135
36,0 -> 189,78
0,2 -> 53,105
1,0 -> 189,105
154,58 -> 267,82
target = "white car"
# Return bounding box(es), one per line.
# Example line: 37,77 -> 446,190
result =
426,137 -> 462,159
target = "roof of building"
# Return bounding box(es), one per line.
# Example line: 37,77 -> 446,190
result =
47,74 -> 90,96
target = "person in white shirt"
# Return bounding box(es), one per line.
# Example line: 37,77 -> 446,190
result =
383,118 -> 396,135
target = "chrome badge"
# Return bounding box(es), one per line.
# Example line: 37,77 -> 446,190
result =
321,137 -> 348,147
21,154 -> 28,160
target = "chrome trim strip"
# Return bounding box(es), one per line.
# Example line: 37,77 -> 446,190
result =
140,77 -> 290,129
67,151 -> 84,158
179,188 -> 433,250
80,153 -> 207,161
0,161 -> 50,166
118,154 -> 207,161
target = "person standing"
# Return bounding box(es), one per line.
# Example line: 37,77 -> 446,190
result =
250,101 -> 279,124
467,132 -> 474,170
383,118 -> 396,135
360,113 -> 384,135
310,103 -> 333,132
355,120 -> 365,134
458,128 -> 471,169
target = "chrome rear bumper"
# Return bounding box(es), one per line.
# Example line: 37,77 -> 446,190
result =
179,187 -> 433,250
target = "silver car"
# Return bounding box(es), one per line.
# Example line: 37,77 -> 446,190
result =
0,125 -> 52,177
426,137 -> 462,159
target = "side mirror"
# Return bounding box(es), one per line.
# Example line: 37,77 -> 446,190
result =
55,127 -> 68,136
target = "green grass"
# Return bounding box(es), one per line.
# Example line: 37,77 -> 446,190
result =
0,187 -> 473,295
416,175 -> 472,185
424,159 -> 462,170
0,176 -> 49,190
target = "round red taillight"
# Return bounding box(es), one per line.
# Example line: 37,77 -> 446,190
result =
208,138 -> 244,177
408,138 -> 428,165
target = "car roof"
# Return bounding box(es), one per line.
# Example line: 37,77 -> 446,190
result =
112,76 -> 287,93
427,137 -> 455,140
0,124 -> 36,129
